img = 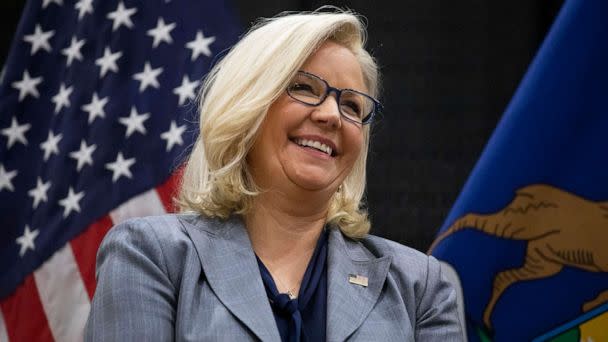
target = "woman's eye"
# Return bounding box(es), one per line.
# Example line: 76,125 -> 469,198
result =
342,101 -> 361,116
290,82 -> 314,93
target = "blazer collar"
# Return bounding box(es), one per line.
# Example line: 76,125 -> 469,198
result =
182,215 -> 392,342
326,228 -> 392,341
182,215 -> 282,342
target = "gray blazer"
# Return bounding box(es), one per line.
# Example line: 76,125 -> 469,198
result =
85,214 -> 463,341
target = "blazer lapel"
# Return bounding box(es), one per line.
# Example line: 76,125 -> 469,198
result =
182,215 -> 281,342
326,229 -> 392,341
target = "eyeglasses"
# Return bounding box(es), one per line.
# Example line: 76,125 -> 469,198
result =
286,71 -> 381,125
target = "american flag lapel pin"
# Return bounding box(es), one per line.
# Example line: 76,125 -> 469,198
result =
348,274 -> 368,287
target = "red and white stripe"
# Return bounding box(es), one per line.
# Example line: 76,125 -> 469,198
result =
0,173 -> 181,342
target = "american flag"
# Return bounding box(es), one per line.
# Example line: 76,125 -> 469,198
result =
0,0 -> 240,340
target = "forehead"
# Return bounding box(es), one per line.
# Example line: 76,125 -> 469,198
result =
300,41 -> 367,93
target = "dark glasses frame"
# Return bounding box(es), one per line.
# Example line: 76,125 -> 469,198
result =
286,71 -> 382,125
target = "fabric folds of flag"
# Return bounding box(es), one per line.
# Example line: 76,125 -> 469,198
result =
0,0 -> 240,341
430,1 -> 608,341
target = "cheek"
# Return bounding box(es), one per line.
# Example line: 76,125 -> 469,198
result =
343,129 -> 365,165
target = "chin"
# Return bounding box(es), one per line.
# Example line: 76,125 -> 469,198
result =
290,176 -> 336,193
282,162 -> 342,193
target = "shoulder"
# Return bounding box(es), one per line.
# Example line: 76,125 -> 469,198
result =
88,214 -> 211,340
357,234 -> 463,339
98,213 -> 217,283
105,213 -> 193,237
359,234 -> 440,283
360,234 -> 427,260
103,213 -> 217,248
356,234 -> 450,311
101,214 -> 191,261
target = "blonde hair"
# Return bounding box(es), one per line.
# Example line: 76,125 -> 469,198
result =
178,8 -> 380,238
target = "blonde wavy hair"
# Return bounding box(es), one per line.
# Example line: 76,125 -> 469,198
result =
178,8 -> 380,238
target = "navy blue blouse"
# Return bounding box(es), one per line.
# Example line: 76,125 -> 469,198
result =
256,230 -> 328,342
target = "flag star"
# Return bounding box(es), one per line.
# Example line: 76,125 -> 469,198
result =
61,36 -> 85,67
81,92 -> 108,123
1,117 -> 31,148
0,164 -> 18,192
69,140 -> 96,171
95,47 -> 122,78
75,0 -> 94,20
11,70 -> 43,101
186,30 -> 216,60
119,107 -> 150,138
147,17 -> 176,48
28,177 -> 51,209
133,62 -> 163,92
106,152 -> 136,182
58,187 -> 84,218
42,0 -> 63,9
40,130 -> 62,161
173,75 -> 199,105
16,225 -> 39,257
51,83 -> 73,113
107,1 -> 137,31
161,120 -> 186,151
23,24 -> 54,55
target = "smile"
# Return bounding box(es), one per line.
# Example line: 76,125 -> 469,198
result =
293,138 -> 334,156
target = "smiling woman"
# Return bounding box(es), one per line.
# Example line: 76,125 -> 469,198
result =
85,8 -> 464,342
179,11 -> 379,239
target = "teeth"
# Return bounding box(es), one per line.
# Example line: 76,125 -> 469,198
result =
295,138 -> 333,156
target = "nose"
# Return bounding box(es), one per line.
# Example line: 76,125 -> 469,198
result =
311,94 -> 342,129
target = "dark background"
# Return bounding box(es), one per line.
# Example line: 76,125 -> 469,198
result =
1,0 -> 563,252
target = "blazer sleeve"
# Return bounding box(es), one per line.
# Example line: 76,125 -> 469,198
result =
415,255 -> 464,341
85,218 -> 176,341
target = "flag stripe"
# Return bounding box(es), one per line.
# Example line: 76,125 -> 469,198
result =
33,245 -> 91,342
109,188 -> 167,224
156,171 -> 182,212
0,311 -> 9,342
0,275 -> 54,342
70,215 -> 115,299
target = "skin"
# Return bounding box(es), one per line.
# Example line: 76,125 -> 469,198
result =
245,41 -> 367,296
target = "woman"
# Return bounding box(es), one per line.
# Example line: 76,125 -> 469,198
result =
85,9 -> 463,342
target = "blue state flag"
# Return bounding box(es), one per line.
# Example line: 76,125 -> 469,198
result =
430,1 -> 608,341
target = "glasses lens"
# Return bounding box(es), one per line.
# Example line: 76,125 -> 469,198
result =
286,73 -> 325,105
339,90 -> 374,123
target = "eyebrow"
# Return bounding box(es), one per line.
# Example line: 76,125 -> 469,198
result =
299,70 -> 368,94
